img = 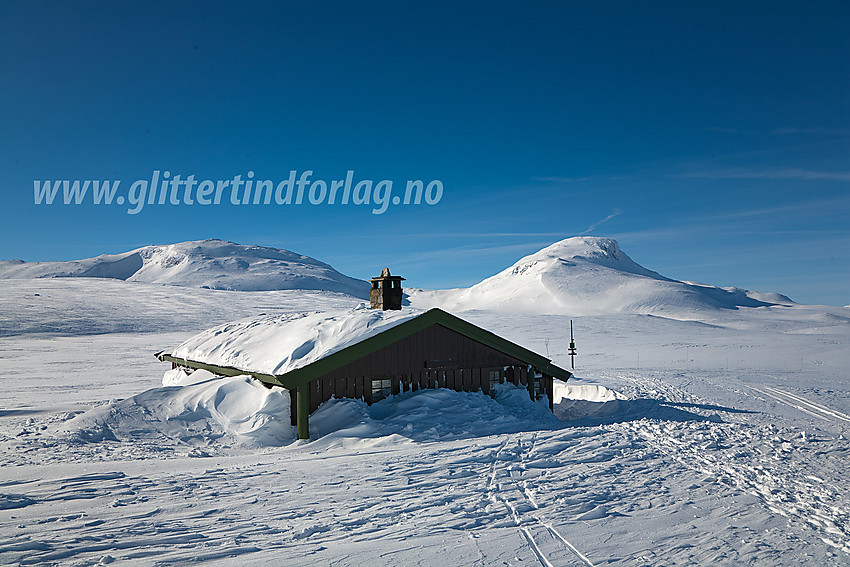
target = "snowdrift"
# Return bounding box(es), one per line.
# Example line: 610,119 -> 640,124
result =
61,373 -> 295,449
0,239 -> 368,297
311,383 -> 561,446
409,236 -> 795,316
552,380 -> 628,421
58,370 -> 591,451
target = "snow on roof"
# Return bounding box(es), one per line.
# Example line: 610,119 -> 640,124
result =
166,304 -> 422,376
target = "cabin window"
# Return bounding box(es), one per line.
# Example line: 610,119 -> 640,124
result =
371,378 -> 393,402
530,373 -> 543,400
488,369 -> 503,391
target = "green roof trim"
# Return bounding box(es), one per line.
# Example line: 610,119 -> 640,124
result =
159,308 -> 572,388
156,353 -> 283,387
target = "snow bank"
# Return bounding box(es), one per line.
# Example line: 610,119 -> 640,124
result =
311,383 -> 560,447
552,379 -> 628,421
552,380 -> 626,404
61,373 -> 295,448
166,304 -> 421,375
162,367 -> 218,386
61,371 -> 562,452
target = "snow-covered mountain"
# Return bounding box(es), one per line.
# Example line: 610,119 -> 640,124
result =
0,239 -> 368,297
409,236 -> 795,316
1,236 -> 800,316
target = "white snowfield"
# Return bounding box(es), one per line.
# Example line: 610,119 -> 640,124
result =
0,238 -> 368,297
1,237 -> 850,566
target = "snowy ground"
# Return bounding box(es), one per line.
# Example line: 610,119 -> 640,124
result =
1,278 -> 849,565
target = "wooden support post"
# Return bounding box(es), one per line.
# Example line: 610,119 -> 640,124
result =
289,389 -> 298,427
527,367 -> 536,401
297,384 -> 310,440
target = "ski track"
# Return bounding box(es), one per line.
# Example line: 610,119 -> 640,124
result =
3,371 -> 850,565
614,372 -> 850,556
1,421 -> 673,566
750,385 -> 850,424
0,433 -> 596,566
484,433 -> 595,567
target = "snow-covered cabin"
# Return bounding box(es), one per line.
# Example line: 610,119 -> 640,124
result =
157,305 -> 570,439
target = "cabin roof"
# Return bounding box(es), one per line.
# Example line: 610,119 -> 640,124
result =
158,307 -> 572,390
165,305 -> 420,376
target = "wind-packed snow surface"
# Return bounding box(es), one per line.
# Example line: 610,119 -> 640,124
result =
409,236 -> 796,316
2,238 -> 850,565
0,238 -> 368,297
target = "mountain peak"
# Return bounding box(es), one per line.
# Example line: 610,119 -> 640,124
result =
410,236 -> 791,316
507,236 -> 667,281
538,236 -> 622,260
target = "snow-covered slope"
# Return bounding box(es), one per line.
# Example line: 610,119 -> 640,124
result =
0,239 -> 368,297
410,236 -> 795,316
2,278 -> 850,564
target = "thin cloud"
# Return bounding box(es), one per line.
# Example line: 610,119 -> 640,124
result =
582,209 -> 622,234
770,127 -> 848,136
336,242 -> 557,270
381,232 -> 574,239
675,167 -> 850,181
702,126 -> 847,136
531,176 -> 592,183
362,242 -> 557,281
323,232 -> 577,245
708,196 -> 850,221
702,126 -> 757,134
531,175 -> 635,183
607,207 -> 850,245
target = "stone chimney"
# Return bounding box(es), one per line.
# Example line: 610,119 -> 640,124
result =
369,268 -> 404,310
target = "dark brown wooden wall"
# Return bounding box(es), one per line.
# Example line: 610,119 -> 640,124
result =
302,323 -> 554,415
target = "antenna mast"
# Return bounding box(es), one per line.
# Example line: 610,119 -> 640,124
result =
568,319 -> 577,369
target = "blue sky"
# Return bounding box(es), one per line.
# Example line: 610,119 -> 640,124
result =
1,1 -> 848,305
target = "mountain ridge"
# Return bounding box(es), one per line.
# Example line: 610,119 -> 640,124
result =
0,239 -> 369,298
